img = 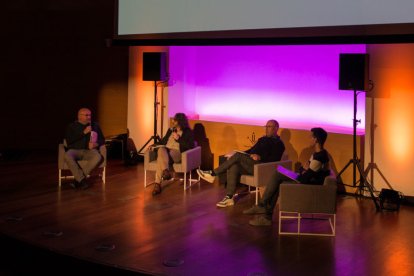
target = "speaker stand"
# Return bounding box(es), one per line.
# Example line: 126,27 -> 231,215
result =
336,88 -> 380,211
363,96 -> 393,190
137,81 -> 161,154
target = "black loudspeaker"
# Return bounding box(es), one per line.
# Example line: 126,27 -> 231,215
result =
143,52 -> 167,81
339,53 -> 369,91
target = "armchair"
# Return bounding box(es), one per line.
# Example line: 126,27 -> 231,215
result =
144,146 -> 201,190
239,160 -> 293,205
58,143 -> 107,187
278,172 -> 337,236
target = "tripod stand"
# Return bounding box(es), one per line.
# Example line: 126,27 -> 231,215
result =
137,81 -> 161,154
363,96 -> 393,190
336,88 -> 380,210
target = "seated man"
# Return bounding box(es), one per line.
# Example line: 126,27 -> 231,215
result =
64,108 -> 105,189
197,119 -> 285,208
149,113 -> 195,196
246,127 -> 331,226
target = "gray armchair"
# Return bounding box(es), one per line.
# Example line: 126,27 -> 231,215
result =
58,143 -> 107,187
278,172 -> 337,236
144,146 -> 201,190
239,160 -> 293,205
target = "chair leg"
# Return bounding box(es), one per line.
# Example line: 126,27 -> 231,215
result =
330,214 -> 336,236
255,188 -> 259,205
102,166 -> 106,184
144,170 -> 147,188
183,172 -> 187,190
278,211 -> 282,235
59,169 -> 62,187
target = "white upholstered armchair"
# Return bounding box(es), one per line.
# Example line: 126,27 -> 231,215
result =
144,146 -> 201,190
58,142 -> 107,187
278,172 -> 337,236
239,160 -> 293,205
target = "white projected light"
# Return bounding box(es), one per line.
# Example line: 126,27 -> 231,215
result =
118,0 -> 413,37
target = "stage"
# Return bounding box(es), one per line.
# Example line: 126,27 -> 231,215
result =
1,153 -> 413,275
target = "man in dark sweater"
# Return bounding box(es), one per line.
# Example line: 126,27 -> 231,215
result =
64,108 -> 105,189
197,120 -> 285,207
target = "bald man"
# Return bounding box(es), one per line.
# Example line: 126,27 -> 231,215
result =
197,119 -> 285,208
64,108 -> 105,189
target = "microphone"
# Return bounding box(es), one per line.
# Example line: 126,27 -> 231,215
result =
170,127 -> 177,133
87,122 -> 95,143
88,123 -> 93,142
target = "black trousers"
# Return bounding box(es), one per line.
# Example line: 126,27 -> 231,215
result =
214,153 -> 259,196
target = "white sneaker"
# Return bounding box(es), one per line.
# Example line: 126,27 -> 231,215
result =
197,169 -> 216,183
216,196 -> 234,208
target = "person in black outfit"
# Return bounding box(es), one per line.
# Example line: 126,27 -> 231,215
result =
149,113 -> 195,195
247,127 -> 331,226
197,120 -> 285,208
64,108 -> 105,189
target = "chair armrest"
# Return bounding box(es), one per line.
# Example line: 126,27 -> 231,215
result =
253,160 -> 292,187
280,183 -> 337,214
323,175 -> 337,187
99,145 -> 107,166
58,144 -> 66,169
144,148 -> 157,168
181,146 -> 201,172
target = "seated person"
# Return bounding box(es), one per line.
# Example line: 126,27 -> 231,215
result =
149,113 -> 195,196
64,108 -> 105,190
246,127 -> 331,226
197,120 -> 285,208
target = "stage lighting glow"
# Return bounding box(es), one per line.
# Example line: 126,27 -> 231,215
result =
169,45 -> 367,134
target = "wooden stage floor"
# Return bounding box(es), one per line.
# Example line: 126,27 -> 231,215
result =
1,153 -> 413,275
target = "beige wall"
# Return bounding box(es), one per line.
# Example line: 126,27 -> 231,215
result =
365,44 -> 414,196
189,120 -> 360,192
128,46 -> 169,152
98,82 -> 128,137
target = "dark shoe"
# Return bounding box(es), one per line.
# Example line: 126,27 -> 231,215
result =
161,169 -> 172,181
152,183 -> 162,196
243,205 -> 266,215
79,179 -> 90,190
249,215 -> 272,226
70,181 -> 80,189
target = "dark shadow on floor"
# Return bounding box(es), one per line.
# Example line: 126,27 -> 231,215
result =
0,234 -> 151,276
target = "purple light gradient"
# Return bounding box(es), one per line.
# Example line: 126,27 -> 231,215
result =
169,45 -> 366,134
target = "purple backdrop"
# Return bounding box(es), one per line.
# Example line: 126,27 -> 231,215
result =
169,45 -> 366,134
